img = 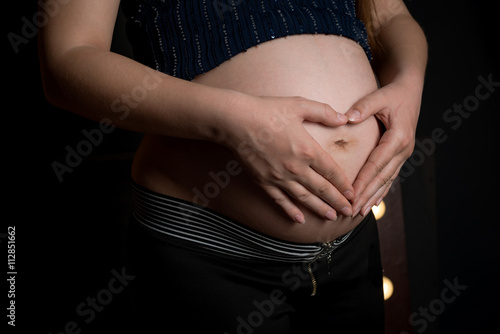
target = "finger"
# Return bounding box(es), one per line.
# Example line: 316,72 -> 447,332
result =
358,168 -> 399,217
310,144 -> 355,203
261,184 -> 307,224
276,140 -> 353,219
345,88 -> 389,124
284,181 -> 341,221
376,180 -> 394,205
297,166 -> 356,218
352,129 -> 406,197
353,155 -> 402,216
351,132 -> 406,214
295,98 -> 348,126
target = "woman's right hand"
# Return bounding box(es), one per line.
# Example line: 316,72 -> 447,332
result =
219,94 -> 355,224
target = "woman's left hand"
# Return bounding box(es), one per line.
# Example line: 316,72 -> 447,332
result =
345,78 -> 423,217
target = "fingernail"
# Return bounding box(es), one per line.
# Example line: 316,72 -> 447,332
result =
352,207 -> 361,217
340,206 -> 352,217
336,112 -> 347,122
343,190 -> 354,200
295,214 -> 306,224
361,206 -> 372,217
325,210 -> 337,221
348,110 -> 361,122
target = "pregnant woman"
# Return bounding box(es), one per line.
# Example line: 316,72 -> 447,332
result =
39,0 -> 427,332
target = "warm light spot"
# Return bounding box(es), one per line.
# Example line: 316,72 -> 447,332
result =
372,200 -> 386,220
383,275 -> 394,300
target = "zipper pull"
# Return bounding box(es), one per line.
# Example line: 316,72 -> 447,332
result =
307,262 -> 317,296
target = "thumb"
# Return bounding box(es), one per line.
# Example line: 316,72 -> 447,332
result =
299,99 -> 348,127
345,89 -> 387,124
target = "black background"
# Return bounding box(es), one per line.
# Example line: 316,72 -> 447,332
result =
4,0 -> 499,333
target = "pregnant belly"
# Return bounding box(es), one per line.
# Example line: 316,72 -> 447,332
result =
131,34 -> 381,243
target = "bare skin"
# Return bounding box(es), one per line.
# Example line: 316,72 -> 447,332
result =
38,0 -> 427,243
132,34 -> 381,243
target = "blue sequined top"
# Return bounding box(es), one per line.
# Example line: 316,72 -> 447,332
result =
122,0 -> 372,80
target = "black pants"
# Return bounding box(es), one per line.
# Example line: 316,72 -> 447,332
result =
125,183 -> 384,333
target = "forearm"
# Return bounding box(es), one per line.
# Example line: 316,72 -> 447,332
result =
40,45 -> 239,142
346,9 -> 428,213
372,14 -> 428,89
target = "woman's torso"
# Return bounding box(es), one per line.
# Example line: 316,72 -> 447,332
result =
131,34 -> 381,243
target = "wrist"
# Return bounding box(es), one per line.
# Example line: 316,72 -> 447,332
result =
200,86 -> 252,146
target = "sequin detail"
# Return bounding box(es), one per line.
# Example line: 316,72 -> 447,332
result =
122,0 -> 372,80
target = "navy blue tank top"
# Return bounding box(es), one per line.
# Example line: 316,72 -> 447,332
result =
122,0 -> 372,80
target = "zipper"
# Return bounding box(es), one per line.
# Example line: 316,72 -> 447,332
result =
307,241 -> 335,296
